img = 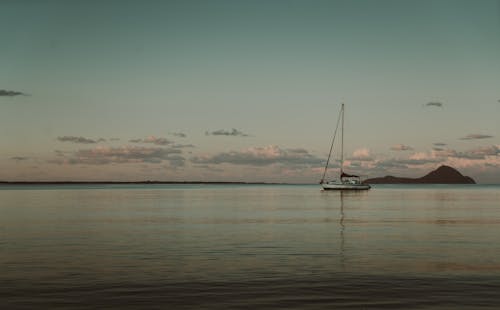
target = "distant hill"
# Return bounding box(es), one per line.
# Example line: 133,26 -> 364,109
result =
364,165 -> 476,184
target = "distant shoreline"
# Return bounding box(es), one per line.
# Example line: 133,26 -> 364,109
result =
1,182 -> 494,186
0,181 -> 297,185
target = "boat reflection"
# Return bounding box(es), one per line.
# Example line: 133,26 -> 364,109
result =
340,191 -> 345,270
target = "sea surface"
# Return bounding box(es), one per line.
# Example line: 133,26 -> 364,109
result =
2,184 -> 500,309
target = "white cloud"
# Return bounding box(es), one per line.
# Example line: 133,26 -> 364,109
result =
191,145 -> 323,167
49,146 -> 182,165
351,148 -> 373,161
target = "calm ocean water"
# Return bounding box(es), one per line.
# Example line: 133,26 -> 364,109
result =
2,184 -> 500,309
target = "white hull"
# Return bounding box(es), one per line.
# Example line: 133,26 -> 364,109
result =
322,182 -> 371,190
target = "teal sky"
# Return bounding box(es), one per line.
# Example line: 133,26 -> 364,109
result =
1,0 -> 499,183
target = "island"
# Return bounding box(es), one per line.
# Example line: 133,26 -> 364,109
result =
364,165 -> 476,184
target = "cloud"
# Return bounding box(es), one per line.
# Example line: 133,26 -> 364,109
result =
453,145 -> 500,159
425,101 -> 443,107
370,150 -> 446,171
191,145 -> 323,167
194,164 -> 224,172
390,144 -> 414,151
376,156 -> 441,169
170,132 -> 187,138
416,145 -> 500,161
431,143 -> 450,152
375,160 -> 407,169
0,89 -> 27,97
172,143 -> 195,149
54,150 -> 71,157
409,152 -> 434,160
49,146 -> 182,165
129,136 -> 171,145
460,134 -> 493,140
465,145 -> 500,159
57,136 -> 106,144
205,128 -> 249,137
165,154 -> 186,168
370,145 -> 500,178
434,148 -> 466,158
10,156 -> 29,161
349,148 -> 374,161
436,146 -> 500,170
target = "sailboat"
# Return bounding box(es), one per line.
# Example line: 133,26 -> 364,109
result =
320,104 -> 371,190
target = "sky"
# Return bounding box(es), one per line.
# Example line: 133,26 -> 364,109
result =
1,0 -> 499,183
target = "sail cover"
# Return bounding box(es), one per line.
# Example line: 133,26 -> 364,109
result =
341,172 -> 359,178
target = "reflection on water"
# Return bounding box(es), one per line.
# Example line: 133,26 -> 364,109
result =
340,191 -> 346,270
2,184 -> 500,308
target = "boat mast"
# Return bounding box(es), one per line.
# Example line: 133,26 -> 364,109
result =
320,104 -> 343,183
340,103 -> 344,175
